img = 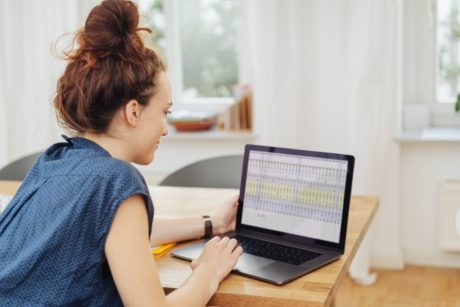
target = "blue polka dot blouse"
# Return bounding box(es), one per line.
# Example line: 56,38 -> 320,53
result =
0,136 -> 154,306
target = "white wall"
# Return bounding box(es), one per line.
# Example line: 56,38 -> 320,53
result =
401,0 -> 460,268
401,142 -> 460,267
403,0 -> 435,107
0,0 -> 98,168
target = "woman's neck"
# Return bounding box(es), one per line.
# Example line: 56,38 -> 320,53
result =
81,132 -> 134,162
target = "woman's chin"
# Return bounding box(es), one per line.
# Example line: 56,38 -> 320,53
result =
133,153 -> 155,165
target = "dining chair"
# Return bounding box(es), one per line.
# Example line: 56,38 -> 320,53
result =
0,152 -> 41,180
159,155 -> 243,189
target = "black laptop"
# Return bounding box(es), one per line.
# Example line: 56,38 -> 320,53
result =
171,144 -> 355,285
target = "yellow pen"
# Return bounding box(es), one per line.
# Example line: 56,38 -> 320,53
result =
151,243 -> 176,259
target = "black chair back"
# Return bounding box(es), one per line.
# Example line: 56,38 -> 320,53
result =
0,152 -> 41,180
159,155 -> 243,189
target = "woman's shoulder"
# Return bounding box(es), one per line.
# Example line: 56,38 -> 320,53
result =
91,156 -> 138,175
77,157 -> 145,189
22,137 -> 150,203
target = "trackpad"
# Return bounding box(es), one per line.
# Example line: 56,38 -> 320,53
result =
234,253 -> 272,272
172,243 -> 273,272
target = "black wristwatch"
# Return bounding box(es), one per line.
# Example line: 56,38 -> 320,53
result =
202,215 -> 213,238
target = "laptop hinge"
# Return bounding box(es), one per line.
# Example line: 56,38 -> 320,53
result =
234,229 -> 341,256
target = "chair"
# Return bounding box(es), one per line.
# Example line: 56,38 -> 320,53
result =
159,155 -> 243,189
0,152 -> 42,180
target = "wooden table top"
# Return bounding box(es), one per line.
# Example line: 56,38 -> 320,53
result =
0,181 -> 378,307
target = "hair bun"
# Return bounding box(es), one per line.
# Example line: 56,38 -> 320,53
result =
82,0 -> 146,55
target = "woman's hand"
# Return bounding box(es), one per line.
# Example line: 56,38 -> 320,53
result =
191,236 -> 243,289
211,195 -> 239,235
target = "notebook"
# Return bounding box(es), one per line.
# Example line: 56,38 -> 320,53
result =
171,144 -> 355,285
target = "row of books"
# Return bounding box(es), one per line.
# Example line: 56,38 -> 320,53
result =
218,87 -> 252,131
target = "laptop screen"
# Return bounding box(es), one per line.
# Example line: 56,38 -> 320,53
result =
240,147 -> 351,244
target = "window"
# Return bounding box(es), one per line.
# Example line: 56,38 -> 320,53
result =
437,0 -> 460,103
138,0 -> 240,111
403,0 -> 460,127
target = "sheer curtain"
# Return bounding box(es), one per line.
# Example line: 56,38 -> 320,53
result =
241,0 -> 403,281
0,0 -> 97,169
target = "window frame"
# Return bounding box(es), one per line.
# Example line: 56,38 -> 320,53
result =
162,0 -> 237,112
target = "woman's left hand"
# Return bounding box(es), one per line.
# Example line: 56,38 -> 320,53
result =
211,195 -> 239,235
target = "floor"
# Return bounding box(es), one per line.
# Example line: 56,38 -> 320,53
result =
335,265 -> 460,307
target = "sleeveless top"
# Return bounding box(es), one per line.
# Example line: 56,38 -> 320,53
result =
0,136 -> 154,306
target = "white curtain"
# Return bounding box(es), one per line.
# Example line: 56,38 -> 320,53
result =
242,0 -> 403,280
0,0 -> 98,169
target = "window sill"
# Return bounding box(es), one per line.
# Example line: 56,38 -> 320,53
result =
398,127 -> 460,142
164,127 -> 258,142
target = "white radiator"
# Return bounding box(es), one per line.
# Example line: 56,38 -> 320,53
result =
438,180 -> 460,251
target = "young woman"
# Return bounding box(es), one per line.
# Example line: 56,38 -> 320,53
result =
0,0 -> 242,306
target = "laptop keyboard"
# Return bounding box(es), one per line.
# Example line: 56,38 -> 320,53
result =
234,235 -> 321,265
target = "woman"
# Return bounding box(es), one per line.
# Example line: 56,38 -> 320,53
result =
0,0 -> 242,306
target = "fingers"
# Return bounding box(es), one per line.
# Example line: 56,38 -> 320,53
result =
231,195 -> 240,208
232,245 -> 243,259
206,236 -> 240,254
217,237 -> 230,252
203,236 -> 242,261
209,236 -> 220,243
225,238 -> 238,253
191,258 -> 198,270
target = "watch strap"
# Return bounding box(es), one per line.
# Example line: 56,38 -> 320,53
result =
202,215 -> 213,238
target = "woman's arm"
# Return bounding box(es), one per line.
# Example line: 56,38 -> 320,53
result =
150,195 -> 238,246
105,195 -> 242,307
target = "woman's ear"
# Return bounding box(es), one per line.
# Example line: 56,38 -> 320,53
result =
124,99 -> 141,127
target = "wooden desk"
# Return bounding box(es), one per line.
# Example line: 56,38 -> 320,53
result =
0,181 -> 378,307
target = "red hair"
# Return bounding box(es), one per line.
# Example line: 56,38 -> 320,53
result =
54,0 -> 165,133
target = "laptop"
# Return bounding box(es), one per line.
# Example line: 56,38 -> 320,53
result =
171,144 -> 355,285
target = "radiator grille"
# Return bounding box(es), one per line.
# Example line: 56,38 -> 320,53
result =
438,181 -> 460,251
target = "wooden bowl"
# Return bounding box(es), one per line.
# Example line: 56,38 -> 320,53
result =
169,119 -> 217,132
